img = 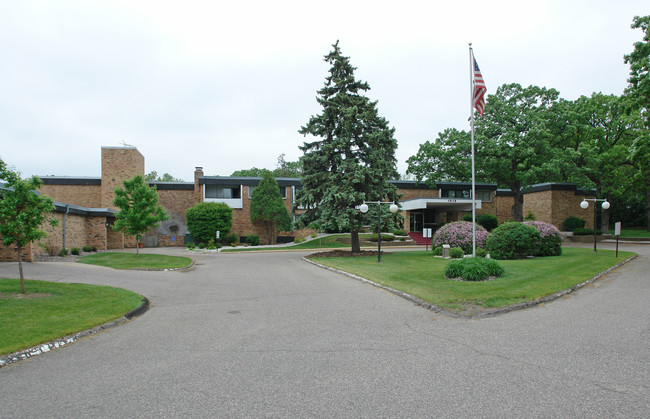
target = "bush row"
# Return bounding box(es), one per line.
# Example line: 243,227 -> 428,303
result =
433,220 -> 563,260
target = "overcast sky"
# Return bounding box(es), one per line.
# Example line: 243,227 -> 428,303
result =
1,0 -> 647,181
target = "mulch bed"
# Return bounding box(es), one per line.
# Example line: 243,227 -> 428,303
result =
307,250 -> 392,258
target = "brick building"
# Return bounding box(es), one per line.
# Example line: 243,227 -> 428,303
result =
0,146 -> 595,261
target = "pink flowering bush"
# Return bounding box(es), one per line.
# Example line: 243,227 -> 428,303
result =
524,221 -> 562,256
433,221 -> 488,254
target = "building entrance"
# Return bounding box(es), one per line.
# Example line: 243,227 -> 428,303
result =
409,210 -> 436,233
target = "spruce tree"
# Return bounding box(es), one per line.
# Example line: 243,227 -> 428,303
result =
296,41 -> 399,252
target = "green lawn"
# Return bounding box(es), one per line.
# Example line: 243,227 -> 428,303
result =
78,252 -> 193,270
620,228 -> 650,238
309,247 -> 635,314
0,279 -> 144,356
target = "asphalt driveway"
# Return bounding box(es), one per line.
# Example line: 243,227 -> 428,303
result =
0,243 -> 648,417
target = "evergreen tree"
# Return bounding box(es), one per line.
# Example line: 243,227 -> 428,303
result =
250,171 -> 291,245
113,175 -> 169,255
296,41 -> 399,252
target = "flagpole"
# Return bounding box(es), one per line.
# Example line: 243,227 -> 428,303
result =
469,43 -> 476,258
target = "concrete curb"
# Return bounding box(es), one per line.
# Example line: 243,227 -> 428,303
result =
0,297 -> 150,368
303,254 -> 639,319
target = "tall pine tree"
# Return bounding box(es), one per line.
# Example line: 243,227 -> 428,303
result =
296,41 -> 399,252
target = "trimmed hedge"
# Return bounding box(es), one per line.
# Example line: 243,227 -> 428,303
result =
185,202 -> 232,244
449,247 -> 464,259
367,234 -> 395,242
564,216 -> 586,231
477,214 -> 498,232
485,222 -> 541,260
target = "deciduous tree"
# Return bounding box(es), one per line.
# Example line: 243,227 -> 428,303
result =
624,15 -> 650,231
0,165 -> 58,293
113,175 -> 169,254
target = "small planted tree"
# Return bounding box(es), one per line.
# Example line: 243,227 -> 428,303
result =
185,202 -> 232,244
250,171 -> 291,245
113,175 -> 169,255
0,165 -> 58,293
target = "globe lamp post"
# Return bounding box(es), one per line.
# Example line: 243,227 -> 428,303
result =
580,198 -> 610,252
359,201 -> 399,263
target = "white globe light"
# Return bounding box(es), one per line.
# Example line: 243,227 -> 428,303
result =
602,201 -> 610,210
389,204 -> 399,213
580,200 -> 589,209
359,203 -> 369,213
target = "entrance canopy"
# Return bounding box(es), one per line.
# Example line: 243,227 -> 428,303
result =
400,198 -> 479,212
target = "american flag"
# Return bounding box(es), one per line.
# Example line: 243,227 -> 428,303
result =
473,57 -> 486,116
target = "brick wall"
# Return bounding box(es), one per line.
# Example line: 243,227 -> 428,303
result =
494,194 -> 515,225
523,190 -> 553,224
101,147 -> 145,210
39,184 -> 102,208
523,187 -> 595,230
0,243 -> 33,263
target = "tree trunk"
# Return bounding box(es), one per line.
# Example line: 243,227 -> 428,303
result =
136,238 -> 140,255
17,245 -> 26,294
511,190 -> 524,222
350,230 -> 361,253
601,208 -> 610,234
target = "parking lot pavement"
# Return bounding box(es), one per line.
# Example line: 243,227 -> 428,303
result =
0,243 -> 648,417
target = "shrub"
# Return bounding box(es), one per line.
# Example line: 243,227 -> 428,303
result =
564,216 -> 586,231
187,242 -> 196,250
225,233 -> 239,246
432,221 -> 488,254
295,237 -> 305,243
39,242 -> 58,256
368,234 -> 395,242
573,227 -> 595,236
58,248 -> 69,257
82,245 -> 94,253
445,257 -> 505,281
524,211 -> 537,221
524,221 -> 562,256
485,222 -> 541,260
246,234 -> 259,246
185,202 -> 232,244
462,213 -> 473,222
475,247 -> 488,258
70,247 -> 80,256
432,246 -> 442,256
449,247 -> 464,258
477,214 -> 498,231
311,233 -> 318,238
393,230 -> 406,236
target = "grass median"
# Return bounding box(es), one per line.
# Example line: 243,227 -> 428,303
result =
77,252 -> 192,270
309,247 -> 635,315
0,279 -> 144,356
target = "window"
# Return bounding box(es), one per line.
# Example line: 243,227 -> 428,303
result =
441,189 -> 470,199
476,190 -> 492,202
205,184 -> 241,199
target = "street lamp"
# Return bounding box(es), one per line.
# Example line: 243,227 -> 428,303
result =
359,201 -> 399,263
580,198 -> 610,252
